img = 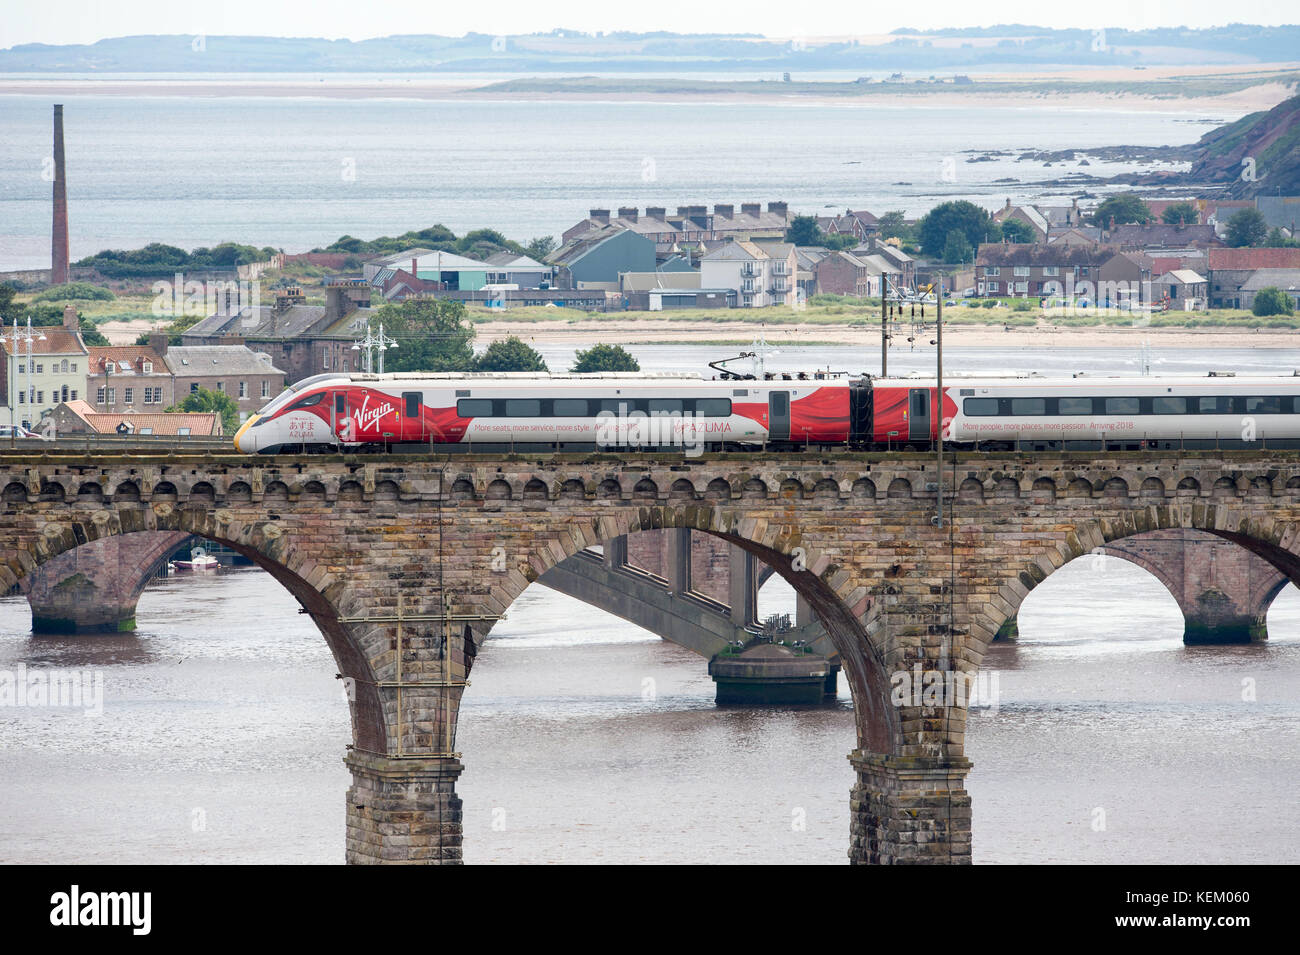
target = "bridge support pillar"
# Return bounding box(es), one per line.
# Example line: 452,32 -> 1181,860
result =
21,532 -> 189,633
848,753 -> 973,865
728,544 -> 758,628
344,752 -> 463,865
993,616 -> 1018,642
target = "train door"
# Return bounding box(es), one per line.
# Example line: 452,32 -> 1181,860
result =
768,390 -> 790,441
401,391 -> 424,441
332,390 -> 351,443
907,388 -> 931,442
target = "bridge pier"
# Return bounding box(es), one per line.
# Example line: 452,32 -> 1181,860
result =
21,531 -> 190,633
850,754 -> 973,864
345,753 -> 464,864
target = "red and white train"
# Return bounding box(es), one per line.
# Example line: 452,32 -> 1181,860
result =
232,371 -> 1300,454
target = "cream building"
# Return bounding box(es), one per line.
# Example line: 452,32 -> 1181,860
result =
1,305 -> 89,429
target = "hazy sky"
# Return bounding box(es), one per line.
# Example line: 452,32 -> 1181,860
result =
1,0 -> 1296,48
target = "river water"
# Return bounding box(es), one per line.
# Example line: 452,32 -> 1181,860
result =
0,342 -> 1298,864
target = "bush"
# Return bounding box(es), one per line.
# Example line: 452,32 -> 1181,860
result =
1251,286 -> 1294,317
1012,301 -> 1034,312
32,282 -> 116,302
981,300 -> 997,309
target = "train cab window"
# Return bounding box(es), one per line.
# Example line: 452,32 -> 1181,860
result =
1152,396 -> 1187,414
1010,398 -> 1046,415
1104,397 -> 1139,415
553,398 -> 589,417
696,398 -> 732,417
1058,397 -> 1093,415
648,399 -> 684,415
403,392 -> 421,417
335,394 -> 346,414
1197,396 -> 1231,414
288,393 -> 324,409
1246,396 -> 1281,414
457,399 -> 493,417
505,399 -> 541,417
910,391 -> 928,417
962,398 -> 998,416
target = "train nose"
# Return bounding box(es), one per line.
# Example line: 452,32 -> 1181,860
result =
233,415 -> 258,453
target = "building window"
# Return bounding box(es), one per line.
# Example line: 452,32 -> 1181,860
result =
239,381 -> 247,398
986,267 -> 1000,276
191,382 -> 199,395
323,353 -> 330,370
1044,266 -> 1059,276
215,381 -> 224,392
124,388 -> 133,404
36,391 -> 43,405
987,281 -> 1000,293
177,427 -> 191,436
70,363 -> 76,372
261,380 -> 269,398
97,387 -> 106,403
142,362 -> 152,373
61,385 -> 68,402
17,362 -> 24,374
106,388 -> 115,404
17,392 -> 24,405
59,359 -> 68,372
1013,266 -> 1030,277
35,364 -> 43,374
70,390 -> 77,401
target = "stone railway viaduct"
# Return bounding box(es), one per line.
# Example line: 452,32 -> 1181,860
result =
2,449 -> 1299,864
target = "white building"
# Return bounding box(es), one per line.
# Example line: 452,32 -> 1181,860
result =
1,305 -> 89,429
700,240 -> 798,307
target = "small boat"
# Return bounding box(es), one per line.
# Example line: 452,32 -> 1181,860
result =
171,547 -> 220,572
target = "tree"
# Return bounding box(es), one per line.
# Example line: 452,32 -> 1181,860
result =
918,201 -> 996,259
1251,286 -> 1294,317
999,219 -> 1035,244
1264,227 -> 1300,248
571,343 -> 640,373
785,215 -> 821,246
166,388 -> 240,435
368,298 -> 476,372
1227,208 -> 1269,248
1090,194 -> 1153,228
941,230 -> 974,264
1161,202 -> 1198,225
474,337 -> 548,372
526,236 -> 557,261
876,211 -> 914,242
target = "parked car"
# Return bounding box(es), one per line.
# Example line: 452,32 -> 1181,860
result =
0,424 -> 46,440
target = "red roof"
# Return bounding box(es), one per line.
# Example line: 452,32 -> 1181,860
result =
0,327 -> 86,357
1208,247 -> 1300,271
87,345 -> 167,374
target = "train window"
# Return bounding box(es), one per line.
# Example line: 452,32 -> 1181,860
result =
334,394 -> 346,413
288,393 -> 324,409
696,398 -> 732,417
599,399 -> 631,415
505,399 -> 541,417
1152,396 -> 1186,414
553,398 -> 589,416
962,398 -> 998,416
1246,396 -> 1281,414
1058,397 -> 1093,415
403,392 -> 421,417
910,392 -> 928,417
1105,397 -> 1139,415
1197,396 -> 1231,414
648,399 -> 684,415
457,399 -> 493,417
1010,398 -> 1046,415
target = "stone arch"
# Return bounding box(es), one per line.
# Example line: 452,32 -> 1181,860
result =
302,480 -> 327,502
1212,476 -> 1238,498
958,478 -> 984,503
992,476 -> 1019,499
813,478 -> 840,502
851,478 -> 876,500
227,481 -> 252,503
190,481 -> 215,503
152,481 -> 178,501
338,480 -> 364,502
741,478 -> 768,500
114,480 -> 141,502
77,482 -> 104,503
1065,477 -> 1092,497
39,480 -> 66,502
704,478 -> 731,501
559,478 -> 586,501
669,478 -> 696,502
523,478 -> 549,501
3,481 -> 27,503
374,480 -> 401,502
485,479 -> 512,501
1287,476 -> 1300,495
1139,477 -> 1165,499
1249,476 -> 1273,497
598,478 -> 622,500
1030,477 -> 1056,501
780,478 -> 806,499
451,478 -> 476,501
476,506 -> 899,758
264,480 -> 290,503
633,478 -> 658,501
1101,477 -> 1129,498
0,513 -> 386,754
886,478 -> 911,499
1176,476 -> 1200,498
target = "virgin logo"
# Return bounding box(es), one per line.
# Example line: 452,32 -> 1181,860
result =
355,395 -> 393,433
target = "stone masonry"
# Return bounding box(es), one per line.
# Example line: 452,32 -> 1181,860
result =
2,449 -> 1299,864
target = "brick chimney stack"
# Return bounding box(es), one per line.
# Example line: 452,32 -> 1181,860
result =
149,331 -> 169,355
63,303 -> 78,331
52,104 -> 69,286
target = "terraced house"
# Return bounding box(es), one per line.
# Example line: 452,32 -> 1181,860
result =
975,244 -> 1110,298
